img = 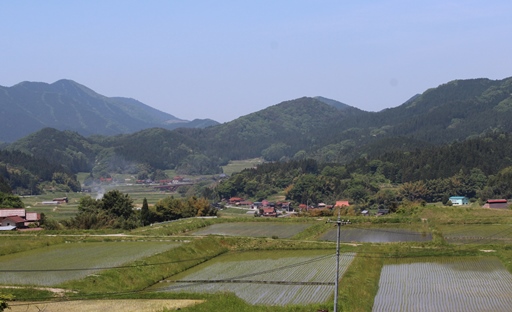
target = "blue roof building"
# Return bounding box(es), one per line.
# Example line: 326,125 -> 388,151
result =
449,196 -> 469,205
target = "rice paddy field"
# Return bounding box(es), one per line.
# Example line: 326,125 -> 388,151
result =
319,226 -> 432,243
373,257 -> 512,312
152,250 -> 356,306
439,224 -> 512,244
0,241 -> 181,286
4,199 -> 512,311
190,222 -> 313,238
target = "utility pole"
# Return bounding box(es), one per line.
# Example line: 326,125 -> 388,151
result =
327,209 -> 350,312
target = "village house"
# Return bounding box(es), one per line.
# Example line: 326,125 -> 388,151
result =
260,207 -> 277,217
238,200 -> 253,207
280,202 -> 292,212
0,208 -> 41,230
449,196 -> 469,205
228,197 -> 244,205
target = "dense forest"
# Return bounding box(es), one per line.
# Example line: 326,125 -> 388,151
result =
216,132 -> 512,211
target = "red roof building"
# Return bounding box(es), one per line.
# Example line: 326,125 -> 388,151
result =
335,201 -> 350,208
483,199 -> 509,209
261,207 -> 277,217
0,216 -> 26,228
0,208 -> 41,229
229,197 -> 244,204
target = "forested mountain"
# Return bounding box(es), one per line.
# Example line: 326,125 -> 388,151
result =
2,76 -> 512,197
6,128 -> 99,173
314,96 -> 356,111
187,96 -> 364,161
182,76 -> 512,164
0,79 -> 218,142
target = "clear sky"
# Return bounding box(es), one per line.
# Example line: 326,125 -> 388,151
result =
1,1 -> 511,123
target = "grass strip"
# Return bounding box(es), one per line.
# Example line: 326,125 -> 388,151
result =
338,253 -> 383,312
58,236 -> 229,294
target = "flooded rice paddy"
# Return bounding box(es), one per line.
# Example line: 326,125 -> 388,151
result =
153,250 -> 355,306
0,241 -> 180,286
320,226 -> 432,243
191,222 -> 312,238
373,257 -> 512,312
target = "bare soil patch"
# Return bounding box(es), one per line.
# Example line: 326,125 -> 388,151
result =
8,299 -> 204,312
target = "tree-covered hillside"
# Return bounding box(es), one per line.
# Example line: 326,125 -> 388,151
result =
3,76 -> 512,196
0,79 -> 218,142
216,132 -> 512,210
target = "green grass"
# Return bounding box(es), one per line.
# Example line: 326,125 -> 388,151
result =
0,287 -> 54,301
419,206 -> 512,224
4,204 -> 512,310
338,253 -> 383,312
219,208 -> 255,216
438,224 -> 512,244
0,235 -> 67,256
60,237 -> 228,294
221,158 -> 263,176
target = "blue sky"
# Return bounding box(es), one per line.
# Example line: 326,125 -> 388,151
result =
1,1 -> 511,122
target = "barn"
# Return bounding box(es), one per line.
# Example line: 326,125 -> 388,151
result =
483,199 -> 509,209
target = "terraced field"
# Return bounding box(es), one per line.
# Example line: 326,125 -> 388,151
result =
373,257 -> 512,312
191,222 -> 313,238
154,250 -> 355,306
0,241 -> 181,286
439,224 -> 512,244
320,226 -> 431,243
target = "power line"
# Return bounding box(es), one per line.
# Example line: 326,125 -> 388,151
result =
0,256 -> 211,273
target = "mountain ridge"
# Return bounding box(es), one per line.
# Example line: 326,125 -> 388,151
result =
0,79 -> 218,142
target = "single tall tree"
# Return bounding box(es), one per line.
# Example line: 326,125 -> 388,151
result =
141,197 -> 150,226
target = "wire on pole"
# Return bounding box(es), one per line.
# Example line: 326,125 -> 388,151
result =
326,208 -> 351,312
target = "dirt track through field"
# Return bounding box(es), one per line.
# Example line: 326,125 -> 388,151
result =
8,299 -> 204,312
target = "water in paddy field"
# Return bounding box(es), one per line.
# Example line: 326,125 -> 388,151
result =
153,252 -> 356,306
319,227 -> 432,243
373,257 -> 512,312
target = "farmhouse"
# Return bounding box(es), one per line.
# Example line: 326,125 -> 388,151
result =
0,216 -> 25,228
483,199 -> 509,209
280,202 -> 292,211
229,197 -> 244,204
0,208 -> 41,230
449,196 -> 469,205
260,207 -> 277,217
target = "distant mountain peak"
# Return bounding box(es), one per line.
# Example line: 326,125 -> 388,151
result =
314,96 -> 355,111
0,79 -> 218,142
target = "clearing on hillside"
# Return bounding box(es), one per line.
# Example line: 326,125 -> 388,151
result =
373,257 -> 512,312
152,249 -> 355,306
191,222 -> 313,238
